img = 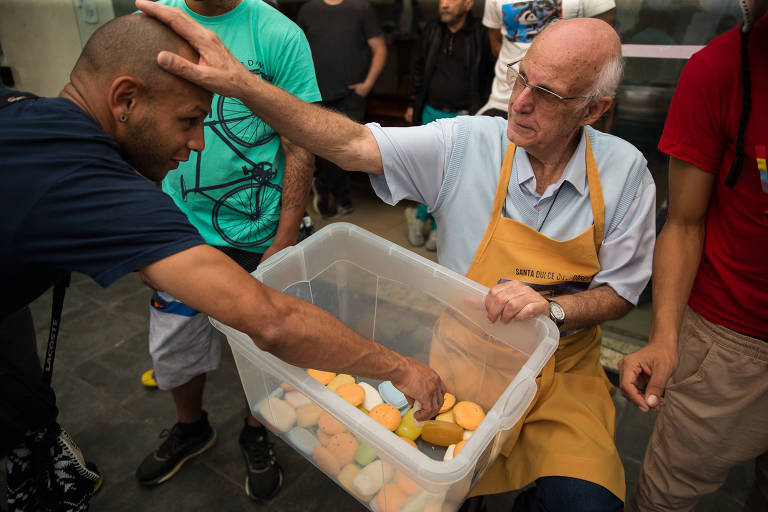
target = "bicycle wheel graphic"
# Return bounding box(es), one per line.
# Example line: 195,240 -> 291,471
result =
212,182 -> 281,248
217,95 -> 277,148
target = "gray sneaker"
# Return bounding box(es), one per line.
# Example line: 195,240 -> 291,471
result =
405,207 -> 425,246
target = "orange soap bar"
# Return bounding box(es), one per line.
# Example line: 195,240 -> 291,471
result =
326,432 -> 358,466
376,484 -> 408,512
420,420 -> 464,447
439,393 -> 456,414
318,411 -> 347,435
368,404 -> 401,431
313,445 -> 341,476
454,439 -> 468,456
336,383 -> 365,406
308,369 -> 336,385
398,436 -> 418,449
453,401 -> 485,430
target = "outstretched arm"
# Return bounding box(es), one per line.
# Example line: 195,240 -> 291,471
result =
141,244 -> 446,419
137,0 -> 383,174
618,157 -> 714,412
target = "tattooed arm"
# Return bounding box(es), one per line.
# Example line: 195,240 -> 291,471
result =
260,136 -> 314,263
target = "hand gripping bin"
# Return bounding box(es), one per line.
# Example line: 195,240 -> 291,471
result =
211,223 -> 558,511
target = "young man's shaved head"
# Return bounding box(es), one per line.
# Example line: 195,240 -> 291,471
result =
71,13 -> 198,94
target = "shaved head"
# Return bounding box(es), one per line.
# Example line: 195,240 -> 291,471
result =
72,13 -> 198,93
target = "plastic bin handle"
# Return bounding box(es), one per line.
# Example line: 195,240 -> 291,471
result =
497,367 -> 538,430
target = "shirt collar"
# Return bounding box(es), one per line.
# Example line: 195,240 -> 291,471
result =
515,129 -> 588,198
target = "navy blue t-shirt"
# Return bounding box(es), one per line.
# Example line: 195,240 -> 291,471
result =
0,89 -> 205,317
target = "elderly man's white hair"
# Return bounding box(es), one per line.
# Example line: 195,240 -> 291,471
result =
591,54 -> 624,99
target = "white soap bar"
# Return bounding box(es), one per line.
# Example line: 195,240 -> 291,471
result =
284,391 -> 312,409
359,382 -> 384,411
259,397 -> 296,432
352,459 -> 393,499
462,430 -> 474,441
411,400 -> 425,428
443,444 -> 456,462
400,492 -> 428,512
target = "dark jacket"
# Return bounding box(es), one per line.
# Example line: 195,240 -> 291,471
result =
408,14 -> 494,124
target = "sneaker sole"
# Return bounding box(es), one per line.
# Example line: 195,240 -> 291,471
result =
244,466 -> 284,501
140,430 -> 217,486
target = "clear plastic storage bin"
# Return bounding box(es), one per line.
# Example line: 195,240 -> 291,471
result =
211,223 -> 558,512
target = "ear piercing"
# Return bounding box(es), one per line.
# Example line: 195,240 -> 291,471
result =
119,113 -> 127,122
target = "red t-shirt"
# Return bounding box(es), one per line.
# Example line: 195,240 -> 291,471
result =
658,16 -> 768,340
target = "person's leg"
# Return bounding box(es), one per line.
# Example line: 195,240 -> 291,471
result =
512,477 -> 623,512
137,296 -> 220,486
745,451 -> 768,512
632,307 -> 768,511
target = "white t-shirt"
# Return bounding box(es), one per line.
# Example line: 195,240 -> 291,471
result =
480,0 -> 615,113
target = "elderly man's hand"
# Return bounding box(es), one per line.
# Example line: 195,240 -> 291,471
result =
484,280 -> 549,323
391,356 -> 446,421
136,0 -> 255,99
619,342 -> 678,413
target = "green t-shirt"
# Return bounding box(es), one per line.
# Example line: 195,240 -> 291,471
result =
157,0 -> 321,251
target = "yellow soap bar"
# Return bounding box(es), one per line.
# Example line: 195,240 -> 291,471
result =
327,374 -> 356,391
435,410 -> 454,424
395,408 -> 423,440
420,420 -> 464,447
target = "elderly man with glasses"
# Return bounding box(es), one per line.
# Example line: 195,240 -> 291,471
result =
139,1 -> 656,509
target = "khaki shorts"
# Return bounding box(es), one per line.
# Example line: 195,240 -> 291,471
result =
148,291 -> 223,391
631,306 -> 768,511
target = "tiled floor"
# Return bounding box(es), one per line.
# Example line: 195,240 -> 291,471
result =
1,174 -> 753,511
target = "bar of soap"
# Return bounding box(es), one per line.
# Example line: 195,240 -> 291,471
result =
352,459 -> 393,499
355,441 -> 377,466
284,391 -> 312,409
258,397 -> 296,432
421,420 -> 464,446
453,401 -> 485,430
443,444 -> 456,462
313,444 -> 341,476
439,393 -> 456,414
399,436 -> 418,449
395,471 -> 420,496
286,427 -> 320,456
453,439 -> 467,457
336,383 -> 365,406
376,484 -> 408,512
327,373 -> 355,391
338,463 -> 364,499
359,382 -> 384,411
296,402 -> 323,428
318,411 -> 347,435
435,410 -> 455,424
378,381 -> 408,410
369,404 -> 402,431
317,428 -> 333,447
462,430 -> 474,441
326,432 -> 358,466
400,492 -> 428,512
395,408 -> 423,440
307,369 -> 336,385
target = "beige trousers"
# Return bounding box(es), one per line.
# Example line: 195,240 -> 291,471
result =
632,307 -> 768,511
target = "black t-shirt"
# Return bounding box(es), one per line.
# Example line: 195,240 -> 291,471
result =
426,25 -> 471,111
297,0 -> 382,102
0,89 -> 205,318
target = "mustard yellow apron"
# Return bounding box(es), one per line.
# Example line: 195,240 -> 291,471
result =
462,135 -> 625,501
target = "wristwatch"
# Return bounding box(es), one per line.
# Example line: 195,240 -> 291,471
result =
548,299 -> 565,328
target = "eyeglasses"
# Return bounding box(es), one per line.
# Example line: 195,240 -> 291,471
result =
505,63 -> 592,108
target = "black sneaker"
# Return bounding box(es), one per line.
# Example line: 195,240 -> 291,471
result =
135,415 -> 216,486
337,201 -> 355,215
311,178 -> 337,218
239,422 -> 283,500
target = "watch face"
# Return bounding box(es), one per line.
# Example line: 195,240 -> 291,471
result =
550,301 -> 565,323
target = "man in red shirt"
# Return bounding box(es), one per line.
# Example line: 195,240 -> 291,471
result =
619,1 -> 768,509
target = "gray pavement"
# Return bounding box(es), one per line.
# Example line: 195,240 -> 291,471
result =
1,178 -> 754,510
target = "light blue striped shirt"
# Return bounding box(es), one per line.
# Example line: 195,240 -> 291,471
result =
368,116 -> 656,305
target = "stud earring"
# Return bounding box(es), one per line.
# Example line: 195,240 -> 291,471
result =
119,113 -> 127,122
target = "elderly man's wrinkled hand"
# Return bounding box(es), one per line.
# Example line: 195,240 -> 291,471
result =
136,0 -> 254,99
391,356 -> 446,421
618,343 -> 678,413
485,280 -> 549,323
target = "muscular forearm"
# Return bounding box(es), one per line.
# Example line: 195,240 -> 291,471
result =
556,284 -> 632,332
270,138 -> 313,248
647,220 -> 705,348
363,42 -> 386,90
